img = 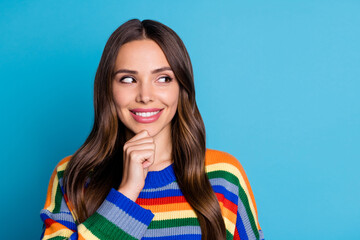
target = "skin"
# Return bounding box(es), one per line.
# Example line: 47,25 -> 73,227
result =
112,39 -> 180,201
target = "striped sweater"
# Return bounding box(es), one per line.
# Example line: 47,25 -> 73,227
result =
40,149 -> 264,240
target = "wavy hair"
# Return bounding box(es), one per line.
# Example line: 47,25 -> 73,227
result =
63,19 -> 226,240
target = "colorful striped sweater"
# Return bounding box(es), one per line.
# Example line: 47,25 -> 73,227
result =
40,149 -> 264,240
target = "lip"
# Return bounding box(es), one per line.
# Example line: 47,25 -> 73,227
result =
130,108 -> 163,123
131,108 -> 162,113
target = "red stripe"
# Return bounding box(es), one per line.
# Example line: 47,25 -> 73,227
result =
136,196 -> 187,205
216,192 -> 237,214
137,193 -> 237,213
234,226 -> 241,240
44,218 -> 56,228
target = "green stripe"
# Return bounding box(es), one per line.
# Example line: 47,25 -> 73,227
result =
207,170 -> 238,185
238,186 -> 259,239
148,217 -> 199,229
208,170 -> 259,239
226,229 -> 233,240
57,170 -> 64,179
53,176 -> 63,213
82,212 -> 137,240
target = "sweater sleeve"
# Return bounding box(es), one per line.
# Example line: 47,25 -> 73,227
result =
231,160 -> 264,240
205,149 -> 264,240
40,158 -> 154,240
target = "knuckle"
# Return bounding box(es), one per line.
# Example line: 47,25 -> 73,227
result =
129,151 -> 137,159
123,143 -> 128,152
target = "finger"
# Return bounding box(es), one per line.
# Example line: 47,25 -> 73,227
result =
127,130 -> 149,143
128,149 -> 155,165
124,137 -> 154,148
126,143 -> 155,155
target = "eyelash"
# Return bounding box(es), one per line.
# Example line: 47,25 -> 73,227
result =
119,76 -> 173,84
158,76 -> 173,83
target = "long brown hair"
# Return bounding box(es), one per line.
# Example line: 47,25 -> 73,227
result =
63,19 -> 226,240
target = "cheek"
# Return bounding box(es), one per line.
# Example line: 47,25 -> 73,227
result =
113,88 -> 131,106
112,89 -> 133,116
159,86 -> 180,108
167,86 -> 180,112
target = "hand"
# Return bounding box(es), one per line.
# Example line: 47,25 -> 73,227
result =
118,130 -> 155,201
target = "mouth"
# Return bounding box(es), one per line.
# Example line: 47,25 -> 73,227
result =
129,108 -> 164,123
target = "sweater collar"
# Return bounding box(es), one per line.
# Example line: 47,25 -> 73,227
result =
143,163 -> 176,189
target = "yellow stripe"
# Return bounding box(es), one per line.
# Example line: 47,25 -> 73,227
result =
219,201 -> 236,224
57,161 -> 68,172
46,162 -> 69,213
153,209 -> 197,221
206,162 -> 259,228
42,229 -> 74,239
223,216 -> 235,235
153,209 -> 235,235
78,224 -> 101,240
46,162 -> 68,212
47,174 -> 59,212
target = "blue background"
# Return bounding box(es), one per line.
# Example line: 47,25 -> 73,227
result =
1,0 -> 359,239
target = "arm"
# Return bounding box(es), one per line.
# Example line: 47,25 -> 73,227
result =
204,149 -> 264,240
232,160 -> 264,240
40,158 -> 154,240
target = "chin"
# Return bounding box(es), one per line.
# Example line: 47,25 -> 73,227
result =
128,126 -> 159,137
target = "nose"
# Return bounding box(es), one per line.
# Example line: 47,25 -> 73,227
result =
136,80 -> 154,104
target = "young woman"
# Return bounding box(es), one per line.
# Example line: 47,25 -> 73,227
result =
40,19 -> 264,240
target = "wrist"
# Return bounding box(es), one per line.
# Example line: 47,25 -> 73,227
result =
118,185 -> 140,202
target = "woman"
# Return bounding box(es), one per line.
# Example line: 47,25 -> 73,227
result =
40,19 -> 264,240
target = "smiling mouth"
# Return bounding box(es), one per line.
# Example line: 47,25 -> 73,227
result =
129,108 -> 164,121
131,110 -> 161,117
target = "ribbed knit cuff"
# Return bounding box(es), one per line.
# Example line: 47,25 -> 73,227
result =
105,188 -> 154,225
81,188 -> 154,239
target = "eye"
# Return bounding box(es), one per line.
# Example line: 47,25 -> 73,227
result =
120,76 -> 135,83
157,76 -> 173,83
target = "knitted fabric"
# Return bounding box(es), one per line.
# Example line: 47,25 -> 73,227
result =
40,149 -> 264,240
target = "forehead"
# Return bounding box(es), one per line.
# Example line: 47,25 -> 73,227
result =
115,39 -> 171,70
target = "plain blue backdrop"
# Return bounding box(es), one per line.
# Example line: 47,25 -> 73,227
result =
1,0 -> 359,239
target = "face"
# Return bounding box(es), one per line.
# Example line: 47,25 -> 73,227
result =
112,39 -> 180,138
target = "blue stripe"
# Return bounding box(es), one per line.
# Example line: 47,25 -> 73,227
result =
105,188 -> 154,225
236,211 -> 249,240
212,185 -> 238,204
138,189 -> 184,198
40,213 -> 77,232
57,220 -> 77,231
97,200 -> 150,239
69,232 -> 78,240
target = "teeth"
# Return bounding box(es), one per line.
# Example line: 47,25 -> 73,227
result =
134,111 -> 160,117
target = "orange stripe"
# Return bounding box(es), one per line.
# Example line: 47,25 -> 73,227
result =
44,221 -> 74,235
141,201 -> 193,212
205,148 -> 261,229
142,198 -> 236,225
44,156 -> 72,209
219,201 -> 236,224
78,233 -> 86,240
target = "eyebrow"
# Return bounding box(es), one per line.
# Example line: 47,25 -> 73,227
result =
113,66 -> 173,76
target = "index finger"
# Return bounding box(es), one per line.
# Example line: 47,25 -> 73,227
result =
127,130 -> 150,143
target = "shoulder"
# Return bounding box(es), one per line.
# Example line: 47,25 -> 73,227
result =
205,148 -> 255,199
55,155 -> 72,173
205,148 -> 245,175
43,155 -> 72,210
47,155 -> 72,185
